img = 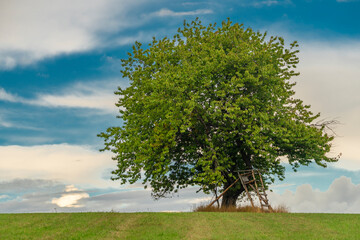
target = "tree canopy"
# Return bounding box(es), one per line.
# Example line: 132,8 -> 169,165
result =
99,19 -> 339,206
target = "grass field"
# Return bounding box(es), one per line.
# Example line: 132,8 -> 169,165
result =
1,212 -> 359,239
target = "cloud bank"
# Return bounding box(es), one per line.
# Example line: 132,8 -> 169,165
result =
268,176 -> 360,213
1,176 -> 359,213
0,144 -> 117,188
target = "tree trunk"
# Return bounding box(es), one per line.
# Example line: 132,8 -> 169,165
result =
220,150 -> 251,208
221,182 -> 244,208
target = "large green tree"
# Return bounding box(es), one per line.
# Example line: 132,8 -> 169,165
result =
99,19 -> 339,207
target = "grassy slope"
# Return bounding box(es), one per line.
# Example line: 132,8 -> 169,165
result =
1,212 -> 359,240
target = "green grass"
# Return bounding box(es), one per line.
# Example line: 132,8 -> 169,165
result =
0,212 -> 359,239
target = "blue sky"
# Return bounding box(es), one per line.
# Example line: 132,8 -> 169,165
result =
1,0 -> 360,213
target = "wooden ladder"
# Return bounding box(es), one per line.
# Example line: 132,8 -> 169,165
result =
238,170 -> 272,212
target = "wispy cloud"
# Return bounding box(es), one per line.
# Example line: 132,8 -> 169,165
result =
182,2 -> 209,6
0,88 -> 18,102
0,195 -> 10,200
270,183 -> 296,189
240,0 -> 292,7
0,113 -> 42,130
0,118 -> 13,128
254,0 -> 281,7
336,0 -> 358,2
153,8 -> 213,17
0,80 -> 120,114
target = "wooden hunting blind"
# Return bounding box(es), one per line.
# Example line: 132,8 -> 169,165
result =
208,169 -> 272,211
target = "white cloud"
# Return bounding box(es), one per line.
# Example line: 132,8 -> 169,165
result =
0,118 -> 13,128
113,32 -> 148,46
153,8 -> 213,17
0,195 -> 10,200
239,0 -> 292,7
254,1 -> 280,7
29,80 -> 120,114
0,144 -> 118,188
0,88 -> 18,102
0,113 -> 43,130
52,185 -> 89,207
0,80 -> 120,114
268,176 -> 360,213
0,0 -> 146,69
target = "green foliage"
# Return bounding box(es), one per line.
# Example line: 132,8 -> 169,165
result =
99,19 -> 338,198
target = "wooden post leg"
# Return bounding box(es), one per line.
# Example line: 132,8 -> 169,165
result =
238,171 -> 254,208
207,178 -> 240,208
